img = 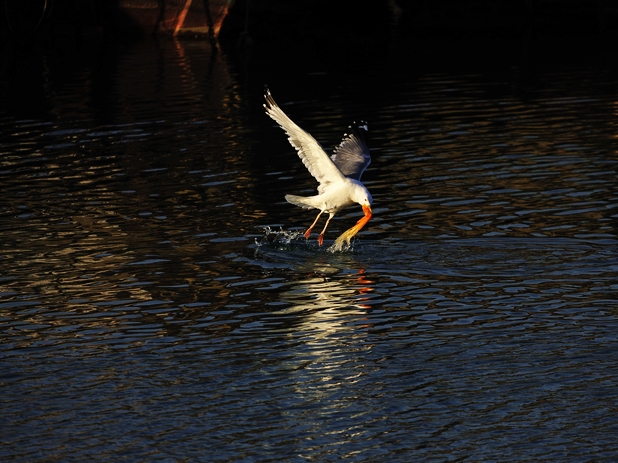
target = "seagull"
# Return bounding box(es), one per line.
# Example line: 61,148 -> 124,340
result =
264,87 -> 373,251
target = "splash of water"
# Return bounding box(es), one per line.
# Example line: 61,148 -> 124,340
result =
254,226 -> 355,254
327,238 -> 353,253
254,226 -> 304,248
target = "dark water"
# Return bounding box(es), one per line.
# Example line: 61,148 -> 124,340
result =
2,37 -> 618,461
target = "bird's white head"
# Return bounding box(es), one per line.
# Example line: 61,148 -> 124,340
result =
350,182 -> 373,215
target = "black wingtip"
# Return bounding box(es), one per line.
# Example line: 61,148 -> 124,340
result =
346,121 -> 369,144
264,86 -> 276,110
350,121 -> 369,133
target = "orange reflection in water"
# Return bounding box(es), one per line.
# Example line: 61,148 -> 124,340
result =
355,268 -> 374,309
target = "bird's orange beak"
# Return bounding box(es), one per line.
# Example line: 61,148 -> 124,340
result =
355,205 -> 372,231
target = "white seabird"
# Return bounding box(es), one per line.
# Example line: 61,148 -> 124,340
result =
264,88 -> 373,251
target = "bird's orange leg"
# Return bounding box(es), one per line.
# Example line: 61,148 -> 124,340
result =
317,214 -> 334,246
330,205 -> 372,251
304,211 -> 323,239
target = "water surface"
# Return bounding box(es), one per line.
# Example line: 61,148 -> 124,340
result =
1,37 -> 618,461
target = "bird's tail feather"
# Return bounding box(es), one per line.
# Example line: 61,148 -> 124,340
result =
285,194 -> 317,210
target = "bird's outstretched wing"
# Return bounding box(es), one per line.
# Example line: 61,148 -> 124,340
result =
264,88 -> 345,192
331,122 -> 371,181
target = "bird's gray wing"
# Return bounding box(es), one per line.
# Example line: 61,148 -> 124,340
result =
330,121 -> 371,181
264,88 -> 345,192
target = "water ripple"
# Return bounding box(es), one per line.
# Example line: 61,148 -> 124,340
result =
2,38 -> 618,461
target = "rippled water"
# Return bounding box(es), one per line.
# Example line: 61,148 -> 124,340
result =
2,37 -> 618,461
